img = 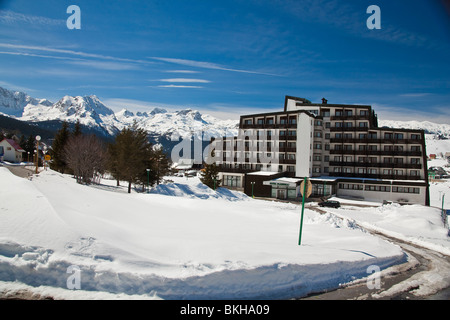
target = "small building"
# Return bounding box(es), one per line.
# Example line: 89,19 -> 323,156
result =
0,139 -> 25,163
429,154 -> 437,160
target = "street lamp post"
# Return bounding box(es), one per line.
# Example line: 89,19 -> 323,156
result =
35,135 -> 41,174
251,181 -> 255,198
146,168 -> 150,193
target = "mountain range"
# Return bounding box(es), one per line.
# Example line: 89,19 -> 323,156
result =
0,86 -> 238,149
0,86 -> 449,156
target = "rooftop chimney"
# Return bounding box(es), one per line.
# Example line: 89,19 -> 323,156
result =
322,98 -> 328,104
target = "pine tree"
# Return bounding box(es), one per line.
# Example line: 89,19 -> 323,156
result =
199,162 -> 221,190
73,119 -> 82,137
50,121 -> 70,173
150,146 -> 171,186
107,123 -> 154,193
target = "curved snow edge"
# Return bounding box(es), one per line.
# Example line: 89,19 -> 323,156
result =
0,252 -> 407,300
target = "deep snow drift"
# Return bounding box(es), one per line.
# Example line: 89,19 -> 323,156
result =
0,167 -> 413,299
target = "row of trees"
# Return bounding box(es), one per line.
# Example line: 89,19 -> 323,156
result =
50,121 -> 171,193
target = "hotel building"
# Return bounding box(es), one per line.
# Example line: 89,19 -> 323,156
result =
211,96 -> 429,205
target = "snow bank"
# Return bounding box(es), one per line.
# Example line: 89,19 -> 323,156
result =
150,181 -> 248,201
0,168 -> 406,299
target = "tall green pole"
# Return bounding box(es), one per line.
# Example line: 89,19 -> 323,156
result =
298,177 -> 307,245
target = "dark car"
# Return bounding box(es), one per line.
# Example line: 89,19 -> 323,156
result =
318,200 -> 341,208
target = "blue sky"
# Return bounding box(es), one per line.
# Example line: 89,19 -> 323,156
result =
0,0 -> 449,122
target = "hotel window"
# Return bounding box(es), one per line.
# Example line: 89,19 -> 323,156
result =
411,146 -> 421,152
359,133 -> 367,139
324,155 -> 329,162
368,132 -> 377,139
383,157 -> 393,163
325,144 -> 330,150
334,167 -> 342,173
344,110 -> 353,116
335,110 -> 343,116
313,155 -> 321,161
343,133 -> 352,139
368,145 -> 377,151
335,122 -> 343,128
394,133 -> 404,140
324,167 -> 329,173
343,167 -> 352,173
411,134 -> 421,140
267,118 -> 274,124
325,122 -> 331,128
287,142 -> 296,148
358,168 -> 367,174
384,133 -> 393,139
394,146 -> 404,151
394,158 -> 403,164
315,120 -> 323,126
393,187 -> 420,194
335,133 -> 343,139
411,158 -> 421,164
343,122 -> 353,128
383,169 -> 393,175
287,166 -> 295,172
280,118 -> 287,124
313,167 -> 321,173
369,169 -> 378,174
360,110 -> 369,116
359,122 -> 368,127
289,118 -> 297,124
394,169 -> 403,175
244,119 -> 252,125
280,130 -> 286,136
257,119 -> 264,125
287,153 -> 296,160
343,145 -> 352,151
314,144 -> 322,150
410,170 -> 420,176
288,130 -> 296,136
279,154 -> 285,160
325,133 -> 330,139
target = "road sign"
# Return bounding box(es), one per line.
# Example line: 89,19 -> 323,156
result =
300,179 -> 312,198
45,155 -> 51,161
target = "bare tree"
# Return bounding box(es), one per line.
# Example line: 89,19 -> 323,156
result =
63,134 -> 106,184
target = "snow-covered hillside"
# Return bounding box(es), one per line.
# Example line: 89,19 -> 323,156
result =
0,86 -> 238,139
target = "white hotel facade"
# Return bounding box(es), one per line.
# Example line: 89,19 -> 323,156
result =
212,96 -> 429,205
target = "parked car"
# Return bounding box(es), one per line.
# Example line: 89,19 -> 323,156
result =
319,200 -> 341,208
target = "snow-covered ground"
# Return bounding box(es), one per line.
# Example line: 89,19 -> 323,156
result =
0,167 -> 449,299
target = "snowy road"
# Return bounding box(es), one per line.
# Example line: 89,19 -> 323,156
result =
302,218 -> 450,300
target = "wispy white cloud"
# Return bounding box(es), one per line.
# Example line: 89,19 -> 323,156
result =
164,70 -> 200,74
157,85 -> 204,89
151,57 -> 279,76
159,78 -> 211,83
398,93 -> 431,98
0,10 -> 64,26
0,43 -> 154,65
